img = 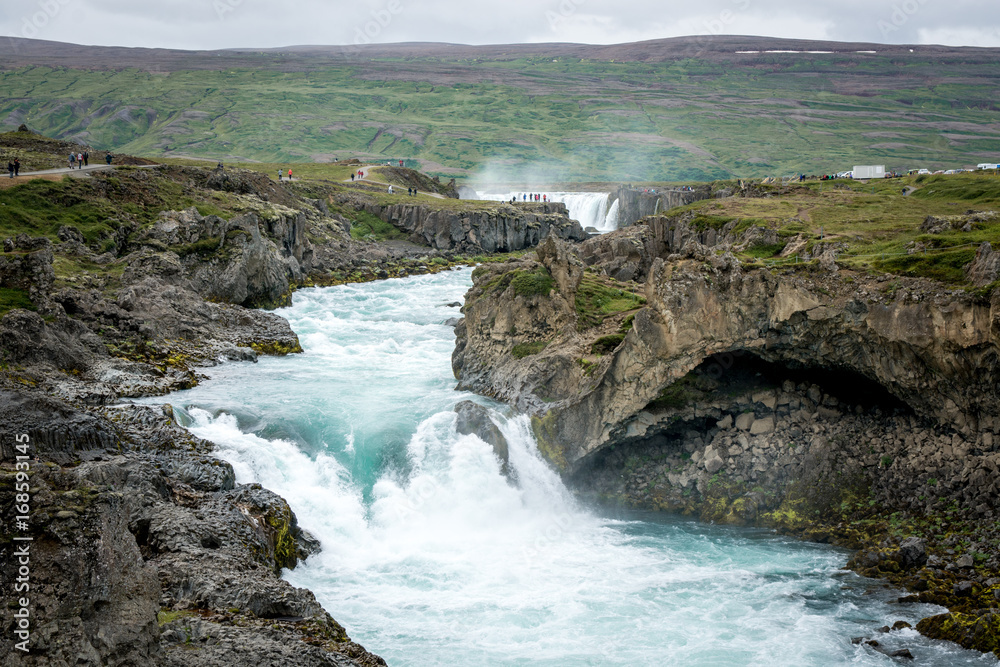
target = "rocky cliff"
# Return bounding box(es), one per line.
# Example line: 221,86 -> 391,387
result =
355,199 -> 587,253
611,185 -> 713,227
452,221 -> 1000,657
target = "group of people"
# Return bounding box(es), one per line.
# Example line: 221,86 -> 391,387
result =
6,158 -> 20,178
351,170 -> 366,181
521,193 -> 548,202
68,151 -> 90,169
386,184 -> 420,196
277,168 -> 293,181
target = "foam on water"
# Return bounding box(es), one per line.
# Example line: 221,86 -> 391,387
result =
159,268 -> 996,666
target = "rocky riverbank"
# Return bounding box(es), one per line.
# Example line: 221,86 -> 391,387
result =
452,214 -> 1000,657
1,157 -> 549,665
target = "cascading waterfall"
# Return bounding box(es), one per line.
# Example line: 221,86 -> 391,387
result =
151,269 -> 986,667
604,197 -> 620,230
476,191 -> 620,233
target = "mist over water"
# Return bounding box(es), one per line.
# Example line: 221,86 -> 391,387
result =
157,269 -> 994,666
475,190 -> 620,232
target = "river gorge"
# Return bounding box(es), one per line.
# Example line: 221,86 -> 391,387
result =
147,268 -> 995,665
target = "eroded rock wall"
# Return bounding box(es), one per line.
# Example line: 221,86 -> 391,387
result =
454,236 -> 1000,474
362,200 -> 587,253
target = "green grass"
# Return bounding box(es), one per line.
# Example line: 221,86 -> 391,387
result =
591,334 -> 626,355
0,177 -> 122,243
347,210 -> 407,241
575,275 -> 646,329
172,236 -> 222,257
0,287 -> 35,317
743,242 -> 787,259
511,266 -> 554,298
670,171 -> 1000,284
512,340 -> 548,359
3,48 -> 999,181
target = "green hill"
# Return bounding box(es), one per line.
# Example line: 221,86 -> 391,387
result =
1,36 -> 999,182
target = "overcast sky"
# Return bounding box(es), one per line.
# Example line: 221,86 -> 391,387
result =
2,0 -> 999,50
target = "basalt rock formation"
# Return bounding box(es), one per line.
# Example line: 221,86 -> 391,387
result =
452,222 -> 1000,657
354,198 -> 587,253
0,394 -> 384,667
611,185 -> 713,227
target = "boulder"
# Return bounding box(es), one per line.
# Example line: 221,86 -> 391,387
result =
750,417 -> 775,435
735,413 -> 755,431
898,537 -> 927,569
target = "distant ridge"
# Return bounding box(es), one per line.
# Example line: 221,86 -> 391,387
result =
1,35 -> 998,72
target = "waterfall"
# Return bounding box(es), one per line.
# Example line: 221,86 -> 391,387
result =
604,198 -> 620,231
475,190 -> 619,233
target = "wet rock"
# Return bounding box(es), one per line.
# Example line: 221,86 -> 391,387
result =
892,621 -> 913,631
454,400 -> 510,471
898,537 -> 928,569
953,581 -> 974,597
889,648 -> 914,659
917,612 -> 1000,657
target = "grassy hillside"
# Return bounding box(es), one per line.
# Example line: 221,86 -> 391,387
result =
669,171 -> 1000,286
1,37 -> 999,182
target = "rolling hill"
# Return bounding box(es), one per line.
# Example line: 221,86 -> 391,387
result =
1,35 -> 999,182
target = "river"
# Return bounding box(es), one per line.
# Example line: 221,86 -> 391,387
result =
155,268 -> 994,666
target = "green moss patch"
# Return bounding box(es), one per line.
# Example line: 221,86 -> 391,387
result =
575,275 -> 646,329
591,334 -> 625,355
742,242 -> 787,259
0,287 -> 35,317
348,210 -> 408,241
510,266 -> 554,298
875,246 -> 978,284
512,340 -> 548,359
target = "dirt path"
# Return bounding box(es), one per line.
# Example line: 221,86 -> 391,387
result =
343,173 -> 446,199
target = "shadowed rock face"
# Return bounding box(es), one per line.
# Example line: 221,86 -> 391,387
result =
453,234 -> 1000,474
362,201 -> 587,253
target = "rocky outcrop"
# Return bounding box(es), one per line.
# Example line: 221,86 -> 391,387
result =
358,199 -> 586,253
967,242 -> 1000,287
0,392 -> 383,667
135,206 -> 313,309
454,401 -> 509,472
612,185 -> 712,227
455,236 -> 999,473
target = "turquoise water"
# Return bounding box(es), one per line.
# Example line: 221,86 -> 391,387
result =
159,268 -> 995,666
